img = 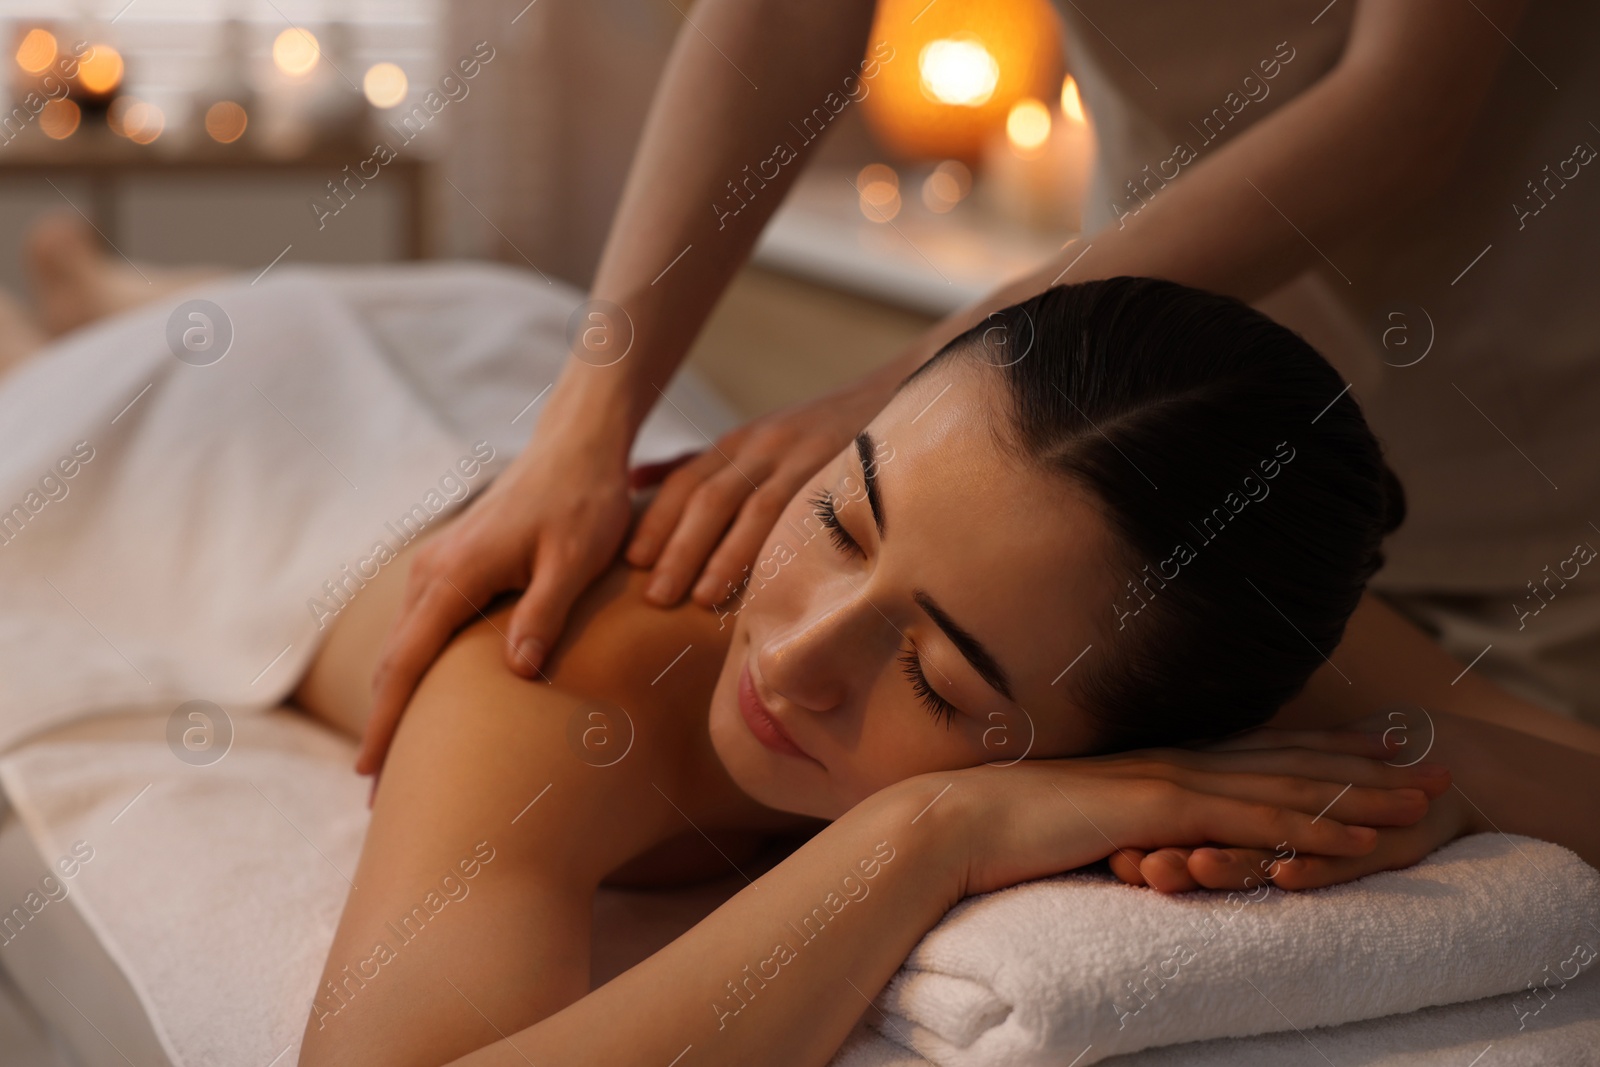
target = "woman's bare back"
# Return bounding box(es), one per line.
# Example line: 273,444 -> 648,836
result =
291,500 -> 818,889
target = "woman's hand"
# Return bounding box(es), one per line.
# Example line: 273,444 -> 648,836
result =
1104,723 -> 1478,893
915,736 -> 1451,901
357,424 -> 633,776
624,375 -> 894,608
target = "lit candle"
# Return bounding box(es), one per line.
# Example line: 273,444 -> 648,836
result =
978,74 -> 1096,232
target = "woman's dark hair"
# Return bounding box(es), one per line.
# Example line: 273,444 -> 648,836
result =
904,276 -> 1405,752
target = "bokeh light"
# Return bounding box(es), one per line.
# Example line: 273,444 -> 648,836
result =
107,95 -> 135,136
363,62 -> 408,108
921,159 -> 972,213
15,28 -> 57,74
918,37 -> 999,107
205,100 -> 248,143
123,100 -> 164,144
857,162 -> 901,223
39,98 -> 80,140
77,44 -> 124,95
1005,97 -> 1051,155
272,28 -> 320,76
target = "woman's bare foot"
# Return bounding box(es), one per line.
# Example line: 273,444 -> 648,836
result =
24,214 -> 226,337
0,286 -> 49,382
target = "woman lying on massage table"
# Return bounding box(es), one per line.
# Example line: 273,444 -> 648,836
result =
277,276 -> 1600,1066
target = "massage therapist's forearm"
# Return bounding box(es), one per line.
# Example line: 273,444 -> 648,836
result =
1442,712 -> 1600,870
886,0 -> 1528,374
549,0 -> 878,442
1277,592 -> 1600,758
444,785 -> 965,1067
1276,593 -> 1600,865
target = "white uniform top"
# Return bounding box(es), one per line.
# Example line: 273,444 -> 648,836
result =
1053,0 -> 1600,593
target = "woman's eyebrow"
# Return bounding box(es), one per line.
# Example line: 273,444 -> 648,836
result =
855,429 -> 1016,703
913,589 -> 1016,702
855,430 -> 885,538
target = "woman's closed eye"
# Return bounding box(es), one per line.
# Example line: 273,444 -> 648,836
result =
899,645 -> 962,729
809,488 -> 862,558
809,486 -> 964,729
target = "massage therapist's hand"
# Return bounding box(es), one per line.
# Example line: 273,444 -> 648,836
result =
901,742 -> 1448,901
624,375 -> 893,607
358,415 -> 633,776
1104,724 -> 1475,894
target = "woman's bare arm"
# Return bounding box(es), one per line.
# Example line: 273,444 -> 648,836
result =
436,743 -> 1426,1067
444,781 -> 961,1067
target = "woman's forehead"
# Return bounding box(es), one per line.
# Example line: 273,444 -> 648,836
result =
864,364 -> 1119,714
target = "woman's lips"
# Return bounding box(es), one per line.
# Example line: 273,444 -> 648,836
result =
738,662 -> 812,761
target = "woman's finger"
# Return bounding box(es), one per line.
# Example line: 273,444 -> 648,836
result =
625,448 -> 730,569
1264,819 -> 1450,890
1107,847 -> 1149,886
645,463 -> 770,605
1173,770 -> 1432,827
1139,848 -> 1201,893
1152,747 -> 1452,798
1184,847 -> 1287,890
1179,791 -> 1379,858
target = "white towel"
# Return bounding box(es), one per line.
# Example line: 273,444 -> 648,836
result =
850,834 -> 1600,1065
0,261 -> 734,753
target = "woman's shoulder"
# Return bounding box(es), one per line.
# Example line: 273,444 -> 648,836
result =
426,559 -> 731,793
533,558 -> 733,711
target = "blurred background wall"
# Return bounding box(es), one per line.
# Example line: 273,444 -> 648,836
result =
0,0 -> 1082,417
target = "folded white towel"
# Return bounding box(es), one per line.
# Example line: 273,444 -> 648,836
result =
858,834 -> 1600,1065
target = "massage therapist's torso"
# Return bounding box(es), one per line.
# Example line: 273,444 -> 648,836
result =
292,495 -> 824,888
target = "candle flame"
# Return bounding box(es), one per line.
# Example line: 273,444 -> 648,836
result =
1061,75 -> 1085,124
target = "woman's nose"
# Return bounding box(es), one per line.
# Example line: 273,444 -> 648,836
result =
757,591 -> 880,714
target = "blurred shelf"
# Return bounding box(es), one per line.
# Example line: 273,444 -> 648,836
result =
752,165 -> 1075,317
0,131 -> 431,258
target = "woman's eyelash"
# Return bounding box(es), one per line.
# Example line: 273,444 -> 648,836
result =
899,646 -> 960,729
808,489 -> 862,557
808,488 -> 956,728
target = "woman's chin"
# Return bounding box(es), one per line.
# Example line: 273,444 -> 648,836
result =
707,694 -> 831,819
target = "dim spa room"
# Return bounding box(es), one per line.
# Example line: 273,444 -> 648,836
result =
0,1 -> 1597,1065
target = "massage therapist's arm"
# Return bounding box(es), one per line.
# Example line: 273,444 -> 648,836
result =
1274,591 -> 1600,868
363,0 -> 883,773
624,0 -> 1535,623
1277,591 -> 1600,756
878,0 -> 1531,377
